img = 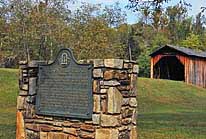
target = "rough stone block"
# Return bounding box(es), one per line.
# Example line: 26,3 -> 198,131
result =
70,123 -> 81,128
26,129 -> 39,139
44,117 -> 53,121
119,80 -> 130,86
101,114 -> 120,127
93,59 -> 104,67
93,95 -> 101,113
122,118 -> 132,125
48,132 -> 68,139
107,87 -> 123,114
100,89 -> 107,94
25,123 -> 40,132
130,74 -> 137,95
123,63 -> 129,69
80,131 -> 95,139
67,119 -> 80,122
93,69 -> 103,78
133,64 -> 139,73
85,121 -> 93,124
21,84 -> 28,91
104,70 -> 114,80
117,86 -> 130,91
119,130 -> 130,139
79,60 -> 87,64
40,132 -> 48,139
26,96 -> 35,104
51,127 -> 62,132
101,95 -> 106,99
123,63 -> 133,69
63,121 -> 72,127
25,104 -> 35,119
34,115 -> 44,119
95,129 -> 118,139
100,80 -> 120,86
68,135 -> 78,139
28,61 -> 39,67
22,78 -> 29,83
29,77 -> 37,95
80,124 -> 95,132
53,121 -> 63,127
104,70 -> 128,80
118,71 -> 128,80
34,120 -> 53,125
63,128 -> 78,136
19,90 -> 28,96
17,96 -> 25,110
19,61 -> 27,65
122,98 -> 130,106
101,98 -> 107,113
93,80 -> 99,93
22,69 -> 28,73
92,114 -> 100,125
19,65 -> 28,70
39,125 -> 53,132
104,59 -> 123,69
25,119 -> 34,123
122,107 -> 133,118
132,109 -> 137,125
22,73 -> 28,77
130,126 -> 137,139
118,126 -> 128,131
129,98 -> 137,107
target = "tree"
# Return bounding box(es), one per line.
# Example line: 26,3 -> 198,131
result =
128,0 -> 172,30
137,48 -> 151,77
193,12 -> 205,35
103,2 -> 126,27
1,0 -> 73,61
68,3 -> 126,60
0,1 -> 129,62
128,0 -> 170,12
166,2 -> 192,43
180,33 -> 205,51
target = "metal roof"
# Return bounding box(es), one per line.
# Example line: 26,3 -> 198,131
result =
150,44 -> 206,58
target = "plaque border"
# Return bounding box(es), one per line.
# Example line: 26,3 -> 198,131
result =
35,48 -> 93,119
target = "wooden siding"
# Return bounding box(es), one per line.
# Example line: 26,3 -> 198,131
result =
150,55 -> 164,79
151,54 -> 206,88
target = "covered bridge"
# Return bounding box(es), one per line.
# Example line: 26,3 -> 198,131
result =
150,44 -> 206,88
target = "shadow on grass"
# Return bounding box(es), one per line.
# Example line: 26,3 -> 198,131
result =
0,124 -> 16,139
138,112 -> 206,138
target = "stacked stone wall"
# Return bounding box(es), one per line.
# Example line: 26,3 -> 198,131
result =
16,59 -> 138,139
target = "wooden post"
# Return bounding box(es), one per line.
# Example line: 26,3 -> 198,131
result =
150,58 -> 154,79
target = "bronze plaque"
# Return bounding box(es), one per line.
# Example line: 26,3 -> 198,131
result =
36,48 -> 93,119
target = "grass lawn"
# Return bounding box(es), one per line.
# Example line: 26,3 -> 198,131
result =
138,78 -> 206,139
0,68 -> 18,139
0,69 -> 206,139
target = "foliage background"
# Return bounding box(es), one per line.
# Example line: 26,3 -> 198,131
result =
0,0 -> 206,77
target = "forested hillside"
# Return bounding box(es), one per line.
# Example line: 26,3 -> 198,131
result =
0,0 -> 206,77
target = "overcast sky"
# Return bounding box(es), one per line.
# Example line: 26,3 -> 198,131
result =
69,0 -> 206,24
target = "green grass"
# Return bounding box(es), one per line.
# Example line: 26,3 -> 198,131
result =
0,69 -> 206,139
138,78 -> 206,139
0,68 -> 18,139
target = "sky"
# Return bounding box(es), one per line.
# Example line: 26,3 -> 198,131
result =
69,0 -> 206,24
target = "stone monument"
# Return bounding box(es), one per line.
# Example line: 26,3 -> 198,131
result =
16,48 -> 138,139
